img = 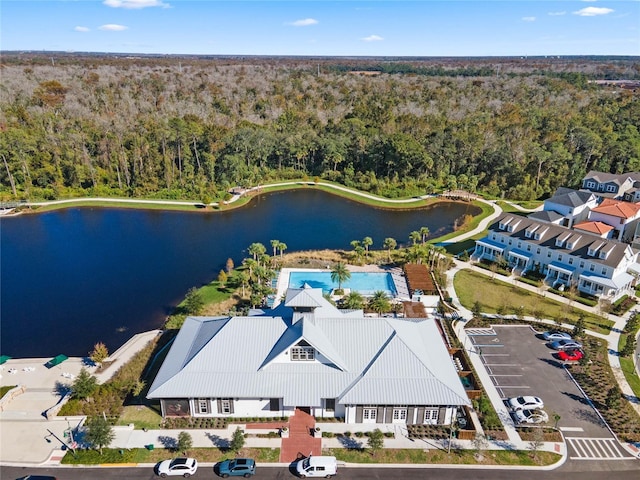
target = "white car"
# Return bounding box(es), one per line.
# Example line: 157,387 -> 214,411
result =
512,409 -> 549,424
157,457 -> 198,478
541,331 -> 572,341
506,396 -> 544,411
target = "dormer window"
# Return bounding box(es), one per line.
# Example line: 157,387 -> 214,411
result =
291,341 -> 315,361
534,232 -> 541,240
499,222 -> 507,231
555,238 -> 564,248
599,249 -> 610,260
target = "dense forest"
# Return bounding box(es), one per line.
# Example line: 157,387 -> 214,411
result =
1,53 -> 639,203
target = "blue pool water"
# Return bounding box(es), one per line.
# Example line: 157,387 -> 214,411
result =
288,271 -> 397,296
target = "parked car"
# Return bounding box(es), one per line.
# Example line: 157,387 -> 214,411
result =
512,409 -> 549,424
17,476 -> 58,480
218,458 -> 256,478
296,455 -> 338,478
541,330 -> 572,341
557,349 -> 584,361
157,457 -> 198,478
548,339 -> 583,351
506,395 -> 544,411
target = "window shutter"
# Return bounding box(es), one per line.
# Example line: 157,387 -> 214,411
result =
385,407 -> 393,423
355,406 -> 363,423
376,406 -> 385,423
229,398 -> 235,414
437,407 -> 446,424
416,407 -> 425,424
217,398 -> 222,413
406,407 -> 415,424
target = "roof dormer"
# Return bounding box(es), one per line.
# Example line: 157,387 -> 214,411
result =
525,225 -> 538,238
565,234 -> 582,251
555,232 -> 571,248
588,241 -> 605,257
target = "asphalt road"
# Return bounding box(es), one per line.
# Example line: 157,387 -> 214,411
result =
3,460 -> 640,480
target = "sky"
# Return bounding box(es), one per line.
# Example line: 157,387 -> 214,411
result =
1,0 -> 639,57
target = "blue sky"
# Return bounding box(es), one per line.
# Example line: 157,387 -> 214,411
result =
2,1 -> 638,56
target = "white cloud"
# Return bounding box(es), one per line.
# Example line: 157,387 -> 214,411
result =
362,35 -> 383,42
548,11 -> 567,16
99,24 -> 129,31
288,18 -> 318,27
74,26 -> 90,32
573,7 -> 614,16
103,0 -> 169,9
522,17 -> 536,22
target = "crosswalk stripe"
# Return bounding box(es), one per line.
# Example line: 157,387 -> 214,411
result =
566,437 -> 631,460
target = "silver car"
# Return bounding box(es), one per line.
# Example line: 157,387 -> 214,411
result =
541,331 -> 572,341
548,339 -> 582,350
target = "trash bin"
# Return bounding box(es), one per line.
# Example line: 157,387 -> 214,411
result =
145,444 -> 154,451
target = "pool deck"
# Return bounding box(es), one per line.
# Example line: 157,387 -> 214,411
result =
273,266 -> 411,308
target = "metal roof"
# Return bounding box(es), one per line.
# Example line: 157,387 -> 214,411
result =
147,288 -> 470,407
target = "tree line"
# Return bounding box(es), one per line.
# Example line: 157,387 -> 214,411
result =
1,55 -> 638,204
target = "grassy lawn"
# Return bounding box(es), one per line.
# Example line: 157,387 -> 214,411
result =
60,445 -> 559,466
61,446 -> 281,465
0,385 -> 16,398
116,405 -> 163,430
330,447 -> 559,466
454,269 -> 613,334
620,357 -> 640,398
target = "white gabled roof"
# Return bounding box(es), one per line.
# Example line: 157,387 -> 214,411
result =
147,288 -> 469,408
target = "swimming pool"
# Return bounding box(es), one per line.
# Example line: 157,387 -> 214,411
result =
288,271 -> 397,297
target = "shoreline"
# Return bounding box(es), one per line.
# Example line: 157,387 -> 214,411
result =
1,180 -> 479,216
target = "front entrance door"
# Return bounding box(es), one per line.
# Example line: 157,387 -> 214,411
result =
298,406 -> 311,415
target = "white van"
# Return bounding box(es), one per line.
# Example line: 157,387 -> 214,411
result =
296,455 -> 337,478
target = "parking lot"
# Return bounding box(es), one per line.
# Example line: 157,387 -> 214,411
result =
466,324 -> 634,460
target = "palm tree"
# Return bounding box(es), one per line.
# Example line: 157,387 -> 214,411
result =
369,291 -> 391,315
278,242 -> 287,258
419,226 -> 430,245
331,262 -> 351,291
248,242 -> 266,261
383,237 -> 397,262
270,239 -> 280,257
238,271 -> 250,298
409,231 -> 421,245
362,236 -> 373,254
343,291 -> 364,310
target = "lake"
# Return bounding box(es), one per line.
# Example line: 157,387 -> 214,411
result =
0,190 -> 479,358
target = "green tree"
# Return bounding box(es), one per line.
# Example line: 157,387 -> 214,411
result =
342,291 -> 365,310
218,269 -> 228,287
362,236 -> 373,254
621,335 -> 637,357
248,242 -> 266,260
184,286 -> 204,314
331,262 -> 351,291
230,427 -> 245,453
71,367 -> 98,400
177,431 -> 193,455
278,242 -> 287,258
572,315 -> 586,338
367,428 -> 384,455
605,386 -> 621,409
369,291 -> 391,315
270,239 -> 280,257
409,230 -> 421,245
419,226 -> 430,244
89,342 -> 109,367
472,301 -> 482,318
85,416 -> 115,455
383,237 -> 397,262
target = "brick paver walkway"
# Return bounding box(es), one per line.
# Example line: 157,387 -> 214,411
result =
279,408 -> 322,463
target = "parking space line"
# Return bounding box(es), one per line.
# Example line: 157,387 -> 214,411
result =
484,363 -> 519,366
559,427 -> 584,432
488,374 -> 523,377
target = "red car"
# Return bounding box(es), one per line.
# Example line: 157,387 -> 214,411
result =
557,349 -> 583,361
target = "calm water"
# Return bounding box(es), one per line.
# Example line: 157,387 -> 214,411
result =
288,271 -> 396,296
0,190 -> 478,357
